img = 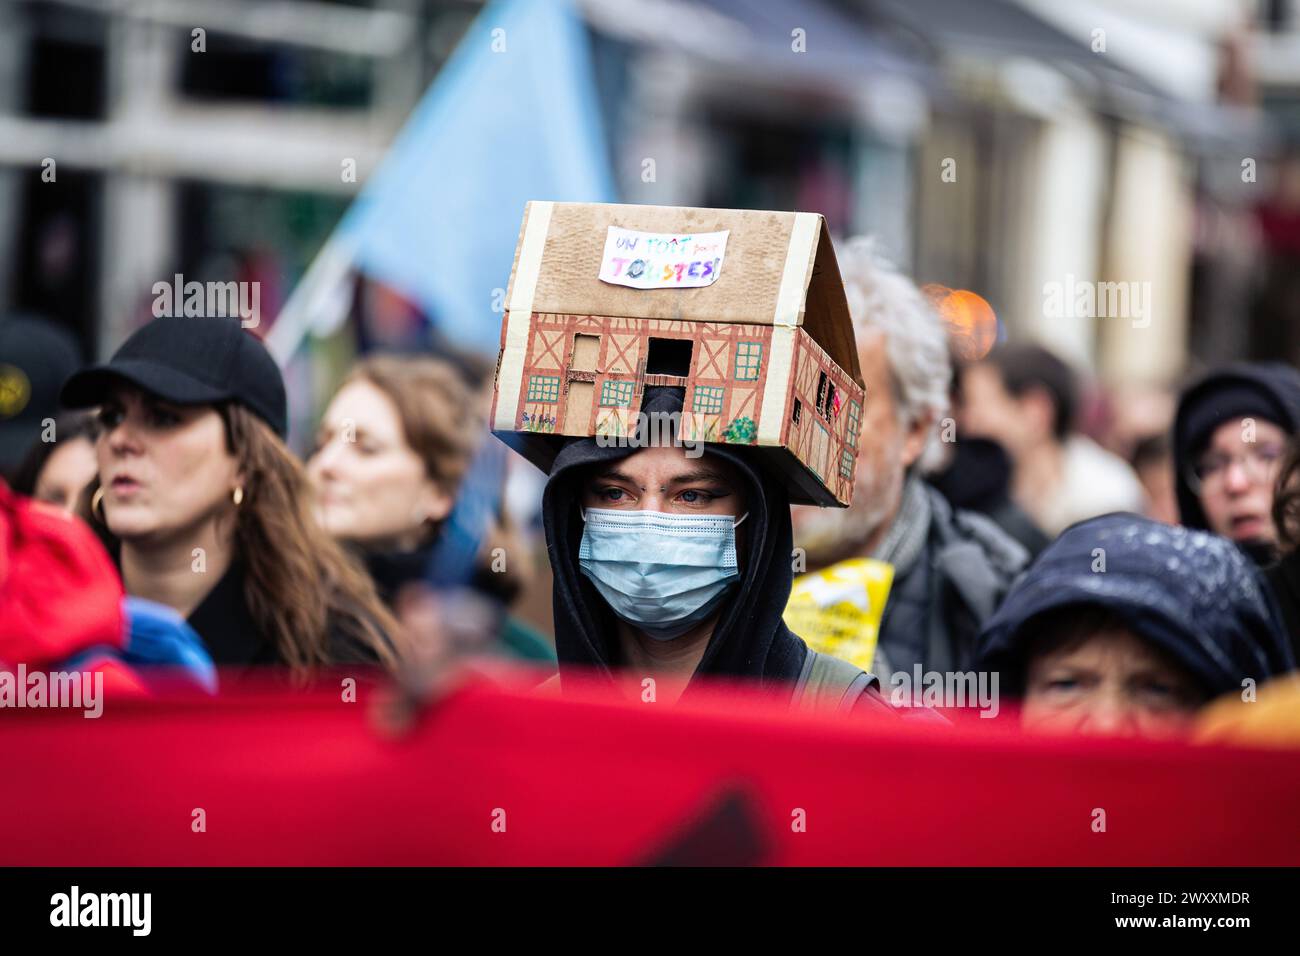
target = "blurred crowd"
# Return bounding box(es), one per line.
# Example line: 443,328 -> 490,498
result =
3,233 -> 1300,749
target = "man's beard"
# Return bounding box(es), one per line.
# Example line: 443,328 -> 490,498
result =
841,463 -> 905,553
796,450 -> 905,560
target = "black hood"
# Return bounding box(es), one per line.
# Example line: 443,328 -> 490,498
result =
1172,362 -> 1300,534
976,513 -> 1294,698
540,386 -> 810,696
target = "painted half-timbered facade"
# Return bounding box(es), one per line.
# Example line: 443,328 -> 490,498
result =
489,201 -> 866,506
495,312 -> 862,505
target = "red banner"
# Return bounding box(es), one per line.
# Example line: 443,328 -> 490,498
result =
2,666 -> 1297,866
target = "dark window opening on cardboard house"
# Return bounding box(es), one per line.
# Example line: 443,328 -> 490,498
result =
792,399 -> 802,424
646,337 -> 693,377
816,371 -> 835,421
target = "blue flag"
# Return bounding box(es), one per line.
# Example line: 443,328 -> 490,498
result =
335,0 -> 615,356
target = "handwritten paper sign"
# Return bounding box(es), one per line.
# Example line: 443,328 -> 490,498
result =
598,227 -> 729,290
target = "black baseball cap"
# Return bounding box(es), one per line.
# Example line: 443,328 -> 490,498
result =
61,316 -> 287,438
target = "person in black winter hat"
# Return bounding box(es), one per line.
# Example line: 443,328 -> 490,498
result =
1171,362 -> 1300,564
539,385 -> 894,714
976,513 -> 1293,739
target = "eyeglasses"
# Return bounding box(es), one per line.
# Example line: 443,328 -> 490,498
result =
1186,443 -> 1286,494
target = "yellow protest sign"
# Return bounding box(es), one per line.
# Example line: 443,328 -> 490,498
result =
783,558 -> 895,673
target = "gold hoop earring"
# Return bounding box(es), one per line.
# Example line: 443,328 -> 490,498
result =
91,486 -> 105,521
232,486 -> 244,507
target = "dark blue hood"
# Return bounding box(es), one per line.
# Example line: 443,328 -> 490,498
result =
975,513 -> 1294,697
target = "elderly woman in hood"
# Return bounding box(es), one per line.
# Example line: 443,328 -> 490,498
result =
976,513 -> 1293,739
540,386 -> 892,713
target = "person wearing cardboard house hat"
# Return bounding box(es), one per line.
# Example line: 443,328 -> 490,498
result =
60,316 -> 401,677
491,202 -> 894,710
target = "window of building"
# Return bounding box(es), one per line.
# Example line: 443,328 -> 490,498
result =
692,385 -> 725,415
600,379 -> 635,407
846,398 -> 861,446
527,375 -> 560,403
646,337 -> 694,376
734,341 -> 762,380
815,370 -> 836,421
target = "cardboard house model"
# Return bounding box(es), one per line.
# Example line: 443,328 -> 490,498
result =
490,202 -> 865,506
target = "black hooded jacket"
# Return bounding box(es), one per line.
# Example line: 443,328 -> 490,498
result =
541,386 -> 814,700
1172,362 -> 1300,536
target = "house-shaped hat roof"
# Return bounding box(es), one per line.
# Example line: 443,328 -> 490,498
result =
503,201 -> 864,389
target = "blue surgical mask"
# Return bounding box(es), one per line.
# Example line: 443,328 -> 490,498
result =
578,507 -> 749,641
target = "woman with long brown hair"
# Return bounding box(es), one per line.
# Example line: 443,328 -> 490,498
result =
306,353 -> 554,665
61,316 -> 401,676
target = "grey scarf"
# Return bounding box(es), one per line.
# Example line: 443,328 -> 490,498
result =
870,473 -> 930,576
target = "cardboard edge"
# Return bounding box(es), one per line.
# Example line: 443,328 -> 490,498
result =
805,225 -> 865,390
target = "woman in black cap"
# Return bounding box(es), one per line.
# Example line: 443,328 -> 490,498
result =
1171,362 -> 1300,563
61,316 -> 401,676
975,513 -> 1293,738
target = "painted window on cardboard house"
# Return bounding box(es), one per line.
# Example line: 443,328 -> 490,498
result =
692,385 -> 725,415
600,379 -> 635,407
527,375 -> 560,404
846,398 -> 862,447
734,341 -> 762,381
840,448 -> 855,480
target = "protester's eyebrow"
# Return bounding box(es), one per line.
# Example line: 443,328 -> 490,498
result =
592,469 -> 639,485
666,468 -> 730,486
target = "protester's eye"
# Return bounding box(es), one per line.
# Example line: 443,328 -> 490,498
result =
96,405 -> 124,430
1137,680 -> 1178,700
1195,455 -> 1227,479
1046,677 -> 1080,693
678,489 -> 717,505
1258,445 -> 1285,464
147,404 -> 181,428
597,486 -> 630,503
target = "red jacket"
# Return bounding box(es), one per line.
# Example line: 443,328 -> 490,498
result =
0,479 -> 143,692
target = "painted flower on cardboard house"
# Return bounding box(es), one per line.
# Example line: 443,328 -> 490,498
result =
724,415 -> 757,444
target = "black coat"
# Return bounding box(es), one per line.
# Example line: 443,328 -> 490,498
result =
186,559 -> 384,669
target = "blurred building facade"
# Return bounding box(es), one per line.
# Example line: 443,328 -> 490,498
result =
0,0 -> 478,360
1,0 -> 1295,391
